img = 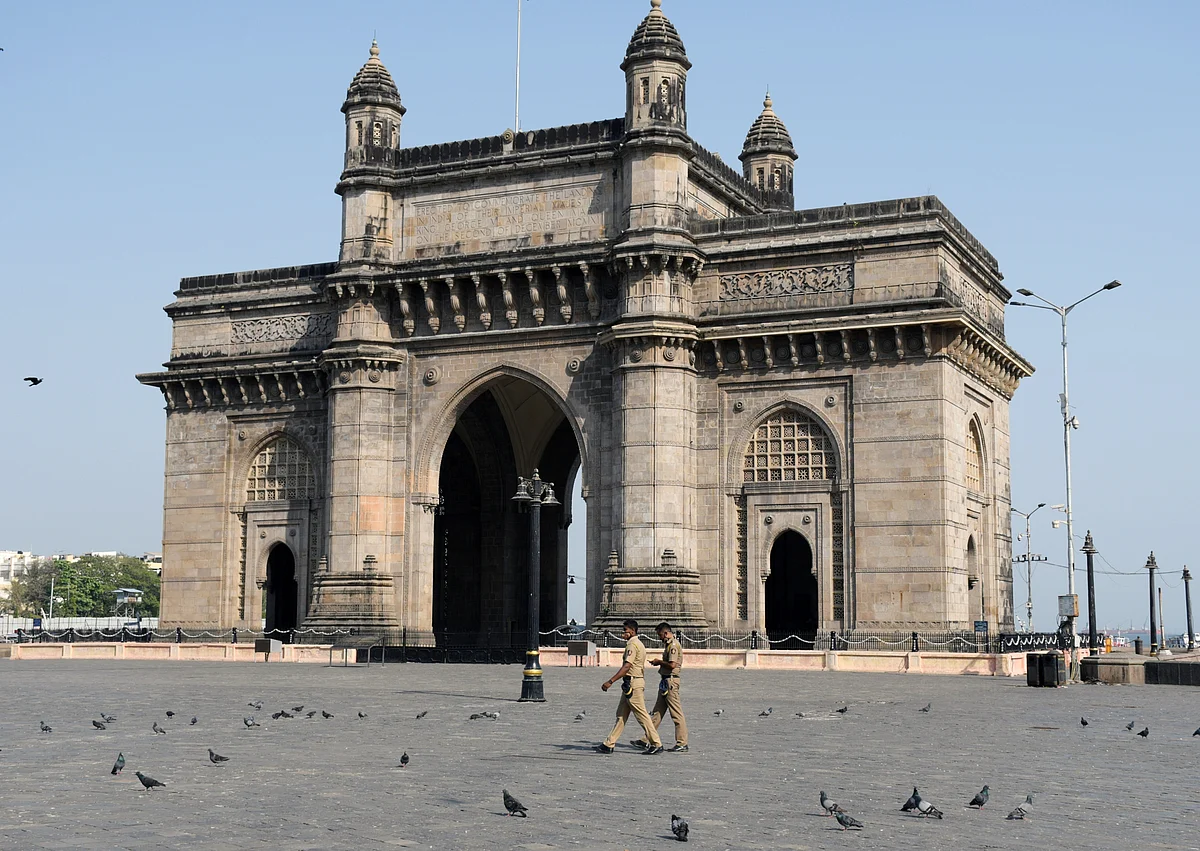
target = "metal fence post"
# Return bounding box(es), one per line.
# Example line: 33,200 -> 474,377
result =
120,627 -> 127,644
232,627 -> 238,645
176,626 -> 182,644
830,631 -> 837,651
67,627 -> 74,643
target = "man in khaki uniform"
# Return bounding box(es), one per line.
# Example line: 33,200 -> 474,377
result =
594,619 -> 662,755
633,621 -> 689,752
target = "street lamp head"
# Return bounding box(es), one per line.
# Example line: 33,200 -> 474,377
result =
541,484 -> 560,507
1103,280 -> 1121,290
1016,288 -> 1034,297
511,478 -> 532,503
1036,502 -> 1046,508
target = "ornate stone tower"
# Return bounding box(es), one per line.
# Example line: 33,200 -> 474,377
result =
739,93 -> 796,211
599,0 -> 707,628
339,40 -> 405,264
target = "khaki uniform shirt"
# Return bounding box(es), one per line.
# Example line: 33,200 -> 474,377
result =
623,635 -> 647,680
660,636 -> 682,678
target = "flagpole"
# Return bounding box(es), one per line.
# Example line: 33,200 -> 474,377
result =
514,0 -> 522,131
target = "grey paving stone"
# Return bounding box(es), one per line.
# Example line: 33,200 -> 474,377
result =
0,661 -> 1196,850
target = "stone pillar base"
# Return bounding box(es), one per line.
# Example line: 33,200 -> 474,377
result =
592,549 -> 708,631
302,572 -> 401,642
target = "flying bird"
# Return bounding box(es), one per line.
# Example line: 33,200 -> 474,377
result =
415,711 -> 427,719
134,771 -> 165,790
190,717 -> 198,726
1138,727 -> 1149,738
819,791 -> 845,816
670,813 -> 689,842
111,753 -> 125,775
322,711 -> 334,719
759,707 -> 772,717
399,751 -> 409,768
243,716 -> 259,728
901,787 -> 920,812
1080,717 -> 1088,727
834,811 -> 863,831
968,785 -> 990,808
92,720 -> 107,730
916,798 -> 944,819
919,703 -> 931,713
208,749 -> 230,764
152,722 -> 167,735
39,721 -> 52,733
502,789 -> 528,817
23,377 -> 43,386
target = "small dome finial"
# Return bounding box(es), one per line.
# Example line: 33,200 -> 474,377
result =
369,38 -> 380,59
764,89 -> 773,110
650,0 -> 663,12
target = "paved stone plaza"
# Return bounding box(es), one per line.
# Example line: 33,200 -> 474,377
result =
1,662 -> 1195,850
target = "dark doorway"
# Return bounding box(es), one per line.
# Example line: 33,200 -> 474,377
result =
765,530 -> 818,646
265,544 -> 298,640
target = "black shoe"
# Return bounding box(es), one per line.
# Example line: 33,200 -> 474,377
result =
668,744 -> 689,752
630,739 -> 648,749
642,745 -> 664,755
593,744 -> 614,754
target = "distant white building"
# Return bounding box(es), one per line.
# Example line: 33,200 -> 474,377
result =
0,551 -> 40,602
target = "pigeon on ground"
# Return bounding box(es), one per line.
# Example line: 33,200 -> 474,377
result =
836,706 -> 849,715
291,705 -> 304,713
208,749 -> 230,764
134,771 -> 165,790
358,711 -> 368,719
152,722 -> 167,735
916,798 -> 944,819
470,713 -> 485,720
111,753 -> 125,775
759,707 -> 772,717
670,813 -> 689,842
713,709 -> 723,717
901,787 -> 921,812
968,785 -> 989,808
399,751 -> 409,768
483,711 -> 500,719
794,712 -> 805,718
101,714 -> 116,723
248,701 -> 263,710
574,713 -> 585,722
1138,727 -> 1149,738
305,711 -> 317,719
322,711 -> 334,719
834,811 -> 863,830
190,717 -> 198,726
165,711 -> 175,718
1193,727 -> 1199,737
1080,717 -> 1088,727
819,791 -> 845,816
39,721 -> 52,733
1007,793 -> 1034,820
23,377 -> 43,386
1126,720 -> 1136,731
919,703 -> 931,713
415,711 -> 427,719
92,720 -> 107,730
243,716 -> 259,728
503,789 -> 528,817
271,711 -> 289,720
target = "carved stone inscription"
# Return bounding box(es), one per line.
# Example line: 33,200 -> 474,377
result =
408,181 -> 608,250
231,313 -> 335,354
719,264 -> 854,301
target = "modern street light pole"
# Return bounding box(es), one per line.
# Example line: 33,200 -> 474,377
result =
1011,503 -> 1046,631
512,469 -> 559,702
1011,279 -> 1121,679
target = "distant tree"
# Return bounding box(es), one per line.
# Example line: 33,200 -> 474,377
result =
6,558 -> 56,618
6,555 -> 161,619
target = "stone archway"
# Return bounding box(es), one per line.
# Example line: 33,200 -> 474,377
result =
431,377 -> 582,646
765,530 -> 818,647
265,543 -> 298,638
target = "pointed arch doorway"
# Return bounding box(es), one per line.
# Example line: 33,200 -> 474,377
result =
765,530 -> 818,647
265,544 -> 298,639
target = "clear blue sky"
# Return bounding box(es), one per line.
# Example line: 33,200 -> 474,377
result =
2,1 -> 1196,632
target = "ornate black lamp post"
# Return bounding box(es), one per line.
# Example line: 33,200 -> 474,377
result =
512,470 -> 559,702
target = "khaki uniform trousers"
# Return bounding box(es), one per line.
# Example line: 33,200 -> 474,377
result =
650,677 -> 688,746
603,681 -> 661,748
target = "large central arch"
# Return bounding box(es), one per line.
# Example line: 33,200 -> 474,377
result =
428,374 -> 584,646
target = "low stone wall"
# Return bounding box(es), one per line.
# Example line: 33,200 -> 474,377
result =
545,646 -> 1027,677
0,643 -> 341,663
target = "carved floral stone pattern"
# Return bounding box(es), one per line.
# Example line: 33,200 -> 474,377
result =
231,314 -> 336,351
719,264 -> 853,301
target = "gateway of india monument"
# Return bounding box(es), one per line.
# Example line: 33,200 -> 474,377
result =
139,1 -> 1033,644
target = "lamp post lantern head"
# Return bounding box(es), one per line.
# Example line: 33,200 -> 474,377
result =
1016,288 -> 1034,297
1103,280 -> 1122,290
541,484 -> 560,507
512,479 -> 532,503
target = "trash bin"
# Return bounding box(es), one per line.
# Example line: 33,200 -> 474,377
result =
1134,637 -> 1144,655
1026,653 -> 1044,687
1040,652 -> 1068,687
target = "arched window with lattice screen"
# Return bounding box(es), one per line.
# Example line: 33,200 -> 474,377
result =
246,436 -> 315,502
743,408 -> 837,483
966,420 -> 983,493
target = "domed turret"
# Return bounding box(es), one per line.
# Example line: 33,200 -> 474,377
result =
342,40 -> 406,153
739,93 -> 797,209
622,0 -> 690,132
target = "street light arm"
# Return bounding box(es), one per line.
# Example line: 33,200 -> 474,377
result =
1013,290 -> 1064,312
1009,301 -> 1059,312
1065,281 -> 1121,314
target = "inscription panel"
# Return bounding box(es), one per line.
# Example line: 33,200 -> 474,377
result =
405,179 -> 610,256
